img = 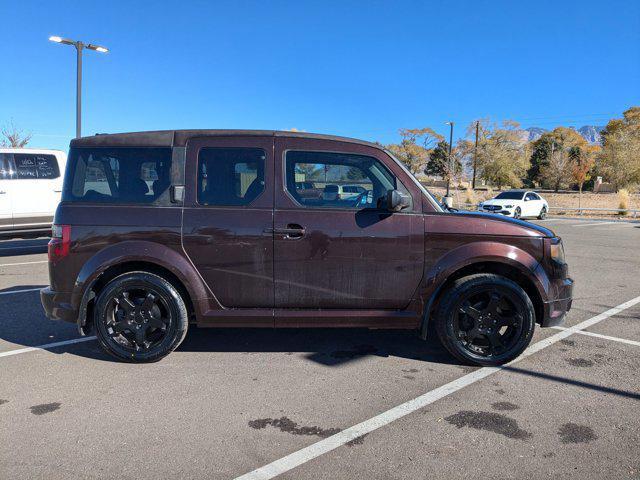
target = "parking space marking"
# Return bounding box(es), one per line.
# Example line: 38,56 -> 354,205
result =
572,221 -> 621,227
552,326 -> 640,347
233,294 -> 640,480
0,287 -> 43,296
0,336 -> 96,358
0,260 -> 48,267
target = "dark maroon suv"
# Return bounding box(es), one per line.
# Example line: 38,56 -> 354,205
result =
41,130 -> 573,365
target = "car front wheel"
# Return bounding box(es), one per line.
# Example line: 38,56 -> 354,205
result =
94,271 -> 189,363
434,273 -> 536,366
513,207 -> 521,219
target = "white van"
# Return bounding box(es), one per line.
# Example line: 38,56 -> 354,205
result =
0,148 -> 67,235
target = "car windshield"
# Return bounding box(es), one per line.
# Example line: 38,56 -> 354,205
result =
495,191 -> 525,200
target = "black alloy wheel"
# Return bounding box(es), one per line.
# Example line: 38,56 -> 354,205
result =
435,273 -> 536,366
95,272 -> 188,362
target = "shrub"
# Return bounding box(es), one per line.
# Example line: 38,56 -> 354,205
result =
617,189 -> 630,216
464,188 -> 477,206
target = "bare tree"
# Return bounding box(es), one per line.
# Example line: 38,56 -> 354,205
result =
1,121 -> 32,148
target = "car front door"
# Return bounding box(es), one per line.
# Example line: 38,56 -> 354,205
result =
524,192 -> 540,217
181,136 -> 274,313
273,136 -> 424,315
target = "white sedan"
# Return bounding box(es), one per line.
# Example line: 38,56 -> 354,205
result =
478,190 -> 548,219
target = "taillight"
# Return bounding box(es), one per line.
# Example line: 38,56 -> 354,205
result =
48,224 -> 71,262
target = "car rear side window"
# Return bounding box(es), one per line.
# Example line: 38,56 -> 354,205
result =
197,148 -> 265,206
0,153 -> 60,180
63,147 -> 172,204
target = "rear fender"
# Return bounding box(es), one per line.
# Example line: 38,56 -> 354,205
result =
72,240 -> 211,332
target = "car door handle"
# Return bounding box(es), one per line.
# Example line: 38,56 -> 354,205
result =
273,224 -> 306,239
0,191 -> 6,194
53,189 -> 62,193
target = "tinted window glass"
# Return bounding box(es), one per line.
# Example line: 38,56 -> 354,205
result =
63,147 -> 172,204
0,154 -> 15,179
495,191 -> 525,200
197,148 -> 265,206
11,154 -> 60,179
285,151 -> 411,210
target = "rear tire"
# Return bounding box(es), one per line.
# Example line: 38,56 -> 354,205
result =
94,271 -> 188,363
434,274 -> 536,366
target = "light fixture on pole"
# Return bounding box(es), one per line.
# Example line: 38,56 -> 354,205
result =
49,36 -> 109,138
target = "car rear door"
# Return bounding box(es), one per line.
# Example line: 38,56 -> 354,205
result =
181,135 -> 275,311
272,136 -> 424,314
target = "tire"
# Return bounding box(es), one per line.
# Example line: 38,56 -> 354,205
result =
94,271 -> 189,363
513,207 -> 521,219
434,273 -> 536,366
538,206 -> 547,220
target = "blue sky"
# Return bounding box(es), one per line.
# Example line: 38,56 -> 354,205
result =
1,0 -> 639,151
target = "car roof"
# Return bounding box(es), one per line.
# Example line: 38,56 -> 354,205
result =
70,129 -> 383,149
0,148 -> 66,155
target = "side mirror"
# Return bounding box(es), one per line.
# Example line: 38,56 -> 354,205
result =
386,189 -> 410,212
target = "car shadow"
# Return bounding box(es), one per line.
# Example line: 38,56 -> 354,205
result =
0,284 -> 460,366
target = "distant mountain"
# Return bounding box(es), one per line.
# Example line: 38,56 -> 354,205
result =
524,127 -> 548,142
577,125 -> 604,144
522,125 -> 604,144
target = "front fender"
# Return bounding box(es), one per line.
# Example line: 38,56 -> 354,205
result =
419,240 -> 551,338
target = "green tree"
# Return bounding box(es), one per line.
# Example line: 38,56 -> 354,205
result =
425,140 -> 462,178
386,127 -> 444,175
597,107 -> 640,190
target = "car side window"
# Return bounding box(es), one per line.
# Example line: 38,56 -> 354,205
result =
525,193 -> 536,201
11,154 -> 60,180
197,148 -> 265,206
285,150 -> 411,210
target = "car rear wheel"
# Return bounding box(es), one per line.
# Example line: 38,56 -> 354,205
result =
94,271 -> 188,363
434,273 -> 536,366
513,207 -> 521,219
538,206 -> 547,220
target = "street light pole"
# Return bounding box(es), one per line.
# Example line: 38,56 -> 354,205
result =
49,36 -> 108,139
445,121 -> 454,196
76,42 -> 83,139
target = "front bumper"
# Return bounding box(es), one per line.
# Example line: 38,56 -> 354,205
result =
541,277 -> 574,327
40,287 -> 77,324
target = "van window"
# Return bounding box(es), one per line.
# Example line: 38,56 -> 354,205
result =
197,148 -> 265,206
63,147 -> 172,204
0,153 -> 60,180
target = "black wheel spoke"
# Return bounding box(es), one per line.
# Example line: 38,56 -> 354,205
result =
486,293 -> 501,315
141,292 -> 156,311
148,315 -> 166,330
134,326 -> 148,348
460,303 -> 482,320
111,320 -> 129,334
495,315 -> 514,328
116,293 -> 136,313
487,332 -> 504,354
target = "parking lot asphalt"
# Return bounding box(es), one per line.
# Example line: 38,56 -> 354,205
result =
0,218 -> 638,480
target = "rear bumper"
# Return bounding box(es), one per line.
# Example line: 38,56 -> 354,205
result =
541,277 -> 574,327
40,287 -> 77,324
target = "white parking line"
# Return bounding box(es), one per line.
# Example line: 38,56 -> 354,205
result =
552,326 -> 640,347
233,294 -> 640,480
0,260 -> 48,267
573,221 -> 620,227
0,336 -> 96,358
0,287 -> 43,296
